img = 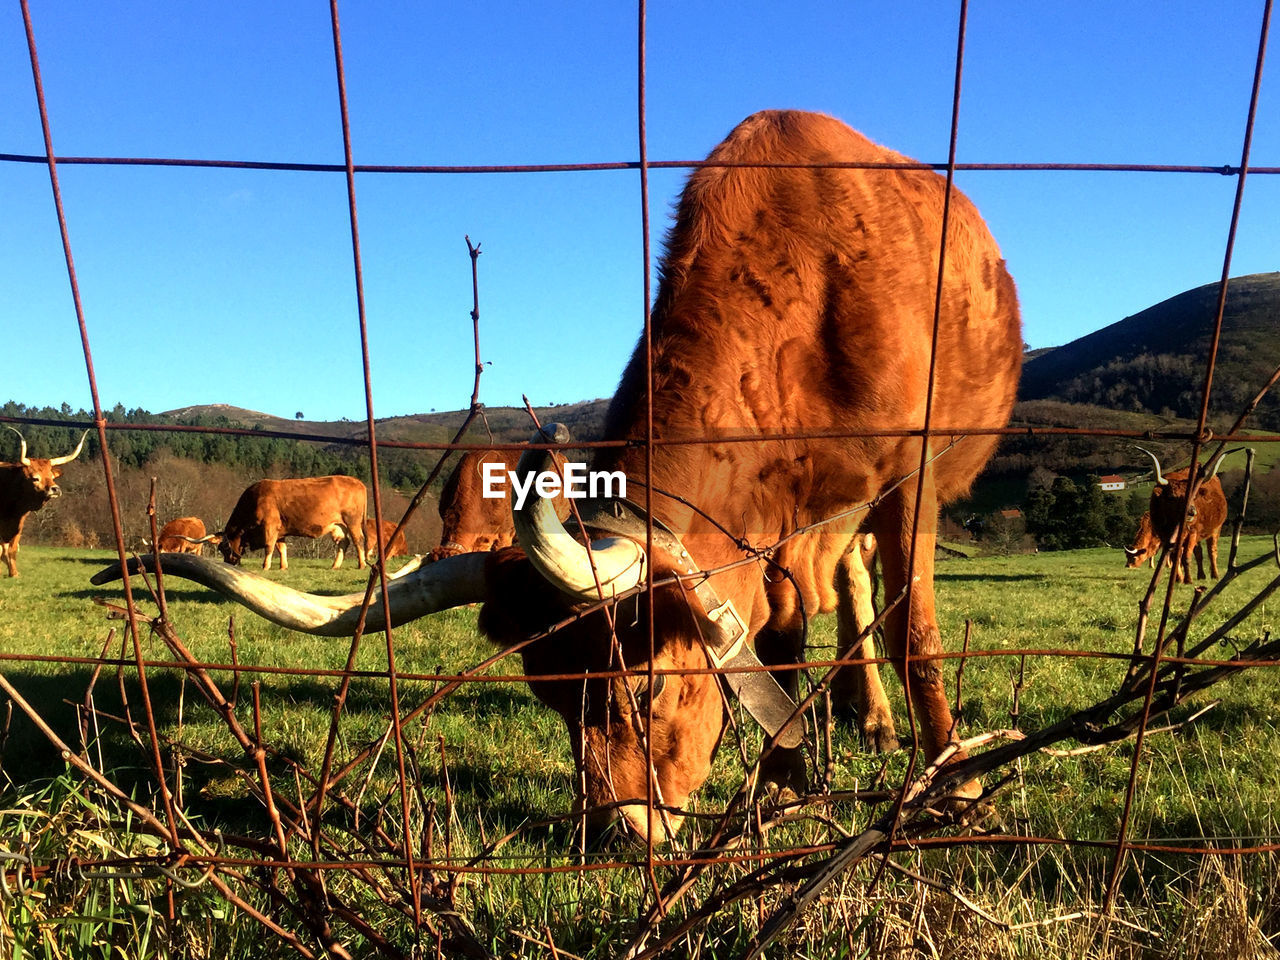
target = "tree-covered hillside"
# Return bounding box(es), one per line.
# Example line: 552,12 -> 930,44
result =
1020,272 -> 1280,430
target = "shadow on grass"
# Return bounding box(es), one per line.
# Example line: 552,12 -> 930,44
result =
1,663 -> 555,837
1,662 -> 542,774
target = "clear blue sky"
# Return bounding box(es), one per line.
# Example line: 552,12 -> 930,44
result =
3,1 -> 1276,423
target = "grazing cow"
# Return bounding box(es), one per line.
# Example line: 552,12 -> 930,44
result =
1130,447 -> 1228,583
1122,510 -> 1200,573
1,427 -> 88,577
217,476 -> 367,571
339,518 -> 408,563
1123,512 -> 1160,569
95,111 -> 1021,840
429,448 -> 570,562
155,516 -> 210,554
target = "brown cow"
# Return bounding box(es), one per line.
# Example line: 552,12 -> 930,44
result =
1123,512 -> 1160,569
1130,447 -> 1228,583
1,427 -> 88,577
96,111 -> 1021,840
429,448 -> 570,562
155,516 -> 210,554
217,476 -> 367,571
338,518 -> 408,563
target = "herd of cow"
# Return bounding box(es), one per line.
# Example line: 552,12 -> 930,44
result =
3,111 -> 1237,842
0,428 -> 509,577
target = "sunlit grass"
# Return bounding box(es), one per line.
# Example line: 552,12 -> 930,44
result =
1,540 -> 1278,957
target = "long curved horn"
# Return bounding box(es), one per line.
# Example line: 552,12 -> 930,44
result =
1133,445 -> 1168,486
49,429 -> 90,466
1123,546 -> 1140,557
177,534 -> 221,544
1201,446 -> 1248,482
4,426 -> 29,465
511,424 -> 645,601
90,552 -> 488,636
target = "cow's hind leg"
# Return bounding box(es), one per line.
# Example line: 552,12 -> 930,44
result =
330,529 -> 346,570
831,538 -> 897,752
352,518 -> 367,569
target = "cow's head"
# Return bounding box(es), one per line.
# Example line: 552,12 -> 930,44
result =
218,532 -> 245,565
4,427 -> 89,504
1123,512 -> 1160,568
477,547 -> 726,842
473,425 -> 736,841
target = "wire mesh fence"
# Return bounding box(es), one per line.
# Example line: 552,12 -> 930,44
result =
3,1 -> 1280,957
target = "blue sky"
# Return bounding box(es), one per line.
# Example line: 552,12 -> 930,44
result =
3,1 -> 1276,423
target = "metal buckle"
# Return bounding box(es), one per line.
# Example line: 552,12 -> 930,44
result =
703,597 -> 748,668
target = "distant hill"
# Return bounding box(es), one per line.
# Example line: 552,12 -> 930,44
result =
1019,272 -> 1280,430
161,399 -> 612,446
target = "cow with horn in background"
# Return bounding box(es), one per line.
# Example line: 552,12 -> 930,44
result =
145,516 -> 214,555
428,447 -> 571,562
2,426 -> 89,578
1128,446 -> 1229,583
94,110 -> 1022,842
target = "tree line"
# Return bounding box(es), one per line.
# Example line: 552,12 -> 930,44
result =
1,401 -> 440,490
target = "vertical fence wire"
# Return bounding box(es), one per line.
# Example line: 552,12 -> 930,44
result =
1103,0 -> 1274,909
17,0 -> 183,854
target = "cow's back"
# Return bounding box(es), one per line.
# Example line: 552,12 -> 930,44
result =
158,516 -> 206,552
604,109 -> 1022,524
272,476 -> 367,536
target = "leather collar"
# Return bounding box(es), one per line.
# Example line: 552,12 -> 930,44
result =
565,497 -> 805,749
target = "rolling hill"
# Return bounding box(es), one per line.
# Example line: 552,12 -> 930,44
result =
1019,272 -> 1280,431
161,399 -> 612,446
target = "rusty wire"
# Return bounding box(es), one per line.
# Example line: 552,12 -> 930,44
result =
5,0 -> 1280,957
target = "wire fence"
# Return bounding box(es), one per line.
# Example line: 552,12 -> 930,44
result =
3,1 -> 1280,957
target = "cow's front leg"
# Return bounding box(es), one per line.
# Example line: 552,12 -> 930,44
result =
872,483 -> 979,805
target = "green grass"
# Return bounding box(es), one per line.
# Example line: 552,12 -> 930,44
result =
2,542 -> 1279,957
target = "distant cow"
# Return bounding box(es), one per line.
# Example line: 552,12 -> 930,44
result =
339,518 -> 407,564
1,427 -> 88,577
155,516 -> 210,554
1122,510 -> 1202,573
217,476 -> 367,571
1129,447 -> 1228,583
428,448 -> 569,562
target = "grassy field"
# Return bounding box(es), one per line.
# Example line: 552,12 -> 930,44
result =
1,541 -> 1278,958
